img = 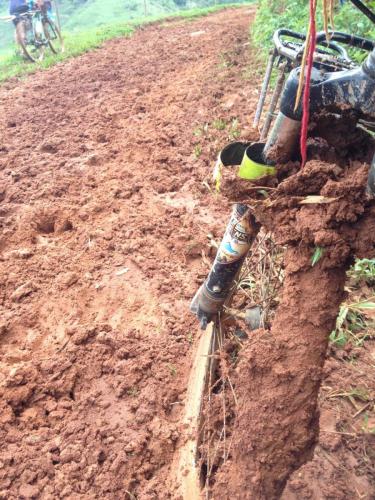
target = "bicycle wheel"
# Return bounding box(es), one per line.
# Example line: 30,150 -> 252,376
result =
207,233 -> 283,490
16,18 -> 45,63
178,232 -> 284,498
43,18 -> 64,55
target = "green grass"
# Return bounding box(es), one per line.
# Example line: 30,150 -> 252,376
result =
0,22 -> 135,81
0,0 -> 178,52
252,0 -> 375,61
0,3 -> 250,83
330,259 -> 375,348
311,246 -> 324,267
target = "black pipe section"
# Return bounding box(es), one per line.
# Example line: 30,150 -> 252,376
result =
315,31 -> 375,51
367,154 -> 375,196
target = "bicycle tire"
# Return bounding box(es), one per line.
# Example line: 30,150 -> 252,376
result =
179,232 -> 283,498
16,19 -> 45,63
43,18 -> 64,55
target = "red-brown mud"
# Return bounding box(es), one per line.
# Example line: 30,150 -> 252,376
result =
212,144 -> 375,498
283,337 -> 375,500
0,8 -> 259,498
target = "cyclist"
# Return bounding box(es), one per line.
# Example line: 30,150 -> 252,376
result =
10,0 -> 53,46
9,0 -> 29,21
9,1 -> 52,21
38,1 -> 53,17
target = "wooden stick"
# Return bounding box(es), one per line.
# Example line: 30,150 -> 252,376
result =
52,0 -> 62,32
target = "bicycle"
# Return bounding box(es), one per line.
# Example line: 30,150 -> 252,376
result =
4,6 -> 64,63
179,4 -> 375,497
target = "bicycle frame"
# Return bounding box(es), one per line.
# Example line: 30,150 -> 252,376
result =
191,8 -> 375,329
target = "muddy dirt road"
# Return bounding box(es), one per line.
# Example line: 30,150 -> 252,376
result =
0,7 -> 261,499
0,7 -> 374,500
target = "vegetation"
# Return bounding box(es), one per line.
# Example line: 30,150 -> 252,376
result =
330,259 -> 375,348
0,0 -> 249,54
0,0 -> 173,53
253,0 -> 375,56
311,246 -> 324,266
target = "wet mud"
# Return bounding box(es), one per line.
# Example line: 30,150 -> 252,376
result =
0,6 -> 374,499
0,8 -> 258,499
212,129 -> 375,498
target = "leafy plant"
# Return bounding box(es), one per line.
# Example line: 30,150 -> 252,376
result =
213,158 -> 223,193
194,144 -> 202,158
349,258 -> 375,285
311,246 -> 324,266
228,118 -> 241,140
193,123 -> 209,137
212,118 -> 227,131
330,299 -> 375,347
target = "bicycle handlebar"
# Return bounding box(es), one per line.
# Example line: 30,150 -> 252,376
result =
273,28 -> 374,71
273,29 -> 350,61
0,15 -> 15,21
1,7 -> 43,22
273,29 -> 305,61
315,31 -> 375,51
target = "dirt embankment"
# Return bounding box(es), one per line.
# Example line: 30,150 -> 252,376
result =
0,8 -> 259,499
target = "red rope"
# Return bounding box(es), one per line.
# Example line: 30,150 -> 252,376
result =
300,0 -> 317,167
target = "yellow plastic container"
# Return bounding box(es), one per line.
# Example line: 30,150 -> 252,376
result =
238,143 -> 276,180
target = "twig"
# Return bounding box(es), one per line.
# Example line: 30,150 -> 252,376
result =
352,402 -> 372,419
227,376 -> 238,406
322,430 -> 357,437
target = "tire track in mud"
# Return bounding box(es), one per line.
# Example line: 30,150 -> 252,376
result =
0,8 -> 260,498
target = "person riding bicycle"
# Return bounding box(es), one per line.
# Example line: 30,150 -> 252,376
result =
10,0 -> 53,49
37,0 -> 53,17
9,0 -> 52,23
9,0 -> 28,23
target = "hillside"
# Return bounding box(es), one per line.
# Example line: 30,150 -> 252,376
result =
0,0 -> 231,54
0,8 -> 258,497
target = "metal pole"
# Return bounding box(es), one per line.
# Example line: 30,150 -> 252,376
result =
253,48 -> 277,130
52,0 -> 62,32
260,62 -> 287,142
349,0 -> 375,24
